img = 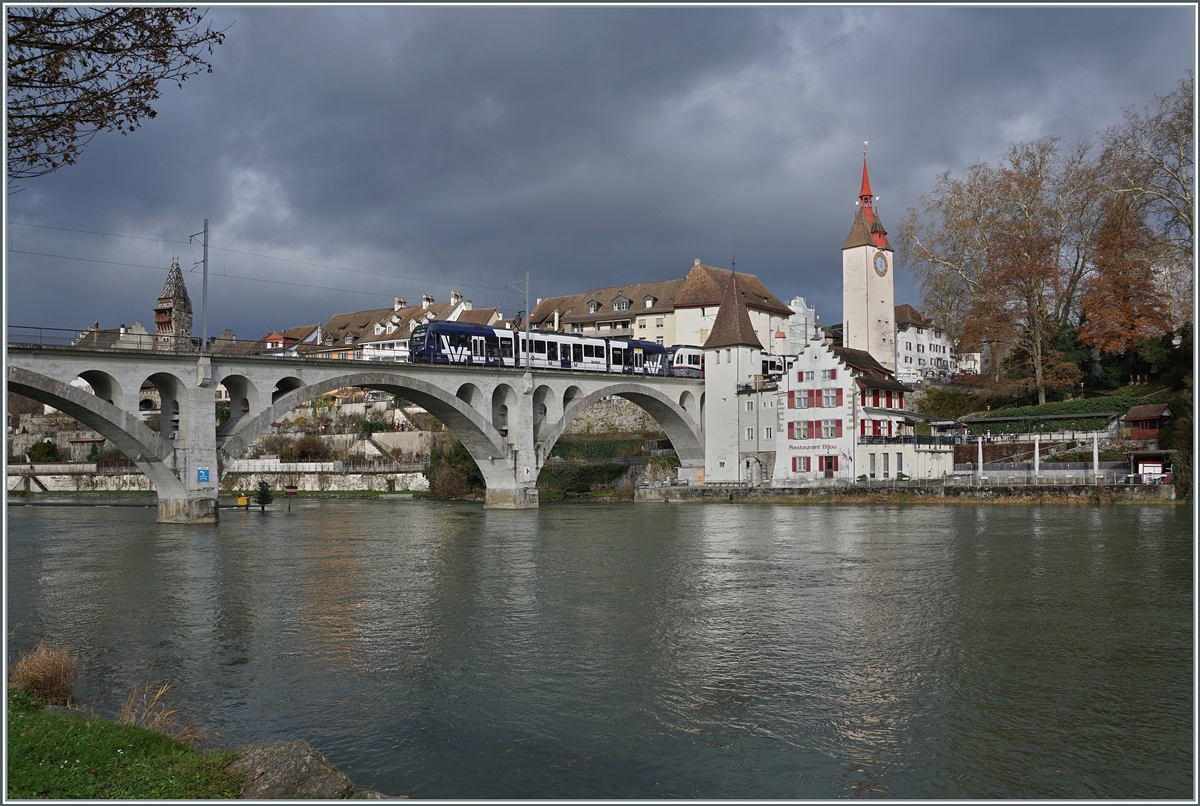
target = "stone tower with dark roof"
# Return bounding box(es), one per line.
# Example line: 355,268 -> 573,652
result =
154,261 -> 193,350
841,154 -> 896,371
703,273 -> 772,484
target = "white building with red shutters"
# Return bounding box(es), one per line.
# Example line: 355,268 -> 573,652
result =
770,153 -> 955,484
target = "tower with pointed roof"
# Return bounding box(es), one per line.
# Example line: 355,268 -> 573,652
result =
842,152 -> 896,371
702,273 -> 774,484
154,261 -> 193,350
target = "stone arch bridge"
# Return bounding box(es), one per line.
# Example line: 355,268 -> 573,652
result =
7,347 -> 704,522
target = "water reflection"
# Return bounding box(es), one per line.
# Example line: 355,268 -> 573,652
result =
6,501 -> 1192,799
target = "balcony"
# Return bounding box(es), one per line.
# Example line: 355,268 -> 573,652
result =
857,435 -> 959,447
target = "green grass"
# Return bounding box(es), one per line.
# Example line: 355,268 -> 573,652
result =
6,689 -> 243,799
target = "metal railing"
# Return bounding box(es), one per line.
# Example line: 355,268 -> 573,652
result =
857,435 -> 959,447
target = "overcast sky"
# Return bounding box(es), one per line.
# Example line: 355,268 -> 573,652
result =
5,5 -> 1195,342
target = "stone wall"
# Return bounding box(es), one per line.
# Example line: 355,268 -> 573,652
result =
564,398 -> 664,435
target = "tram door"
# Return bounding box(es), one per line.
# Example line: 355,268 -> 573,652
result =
471,336 -> 486,364
634,349 -> 644,374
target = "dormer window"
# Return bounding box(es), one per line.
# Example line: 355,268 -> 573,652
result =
588,301 -> 600,314
613,297 -> 630,312
374,324 -> 384,335
324,336 -> 334,346
344,334 -> 354,344
644,296 -> 656,309
386,323 -> 397,334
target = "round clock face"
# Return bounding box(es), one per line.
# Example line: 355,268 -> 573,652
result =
873,252 -> 888,277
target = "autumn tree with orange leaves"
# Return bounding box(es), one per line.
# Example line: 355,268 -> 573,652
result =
898,73 -> 1192,403
1077,199 -> 1171,354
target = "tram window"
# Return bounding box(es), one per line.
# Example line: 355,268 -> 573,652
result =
689,355 -> 700,366
534,340 -> 546,354
500,338 -> 513,358
485,336 -> 500,358
611,347 -> 622,364
624,348 -> 633,367
572,344 -> 582,362
547,342 -> 558,361
584,344 -> 595,358
521,338 -> 527,352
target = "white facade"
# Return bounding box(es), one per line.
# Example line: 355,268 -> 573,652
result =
771,340 -> 856,482
895,321 -> 959,383
675,305 -> 788,356
842,240 -> 896,372
704,344 -> 777,483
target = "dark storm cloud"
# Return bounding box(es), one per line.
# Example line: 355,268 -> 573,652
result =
5,5 -> 1193,340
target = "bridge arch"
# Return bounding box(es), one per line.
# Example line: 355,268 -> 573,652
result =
77,370 -> 124,409
7,366 -> 186,501
216,373 -> 261,438
217,372 -> 511,483
272,376 -> 305,404
537,382 -> 704,467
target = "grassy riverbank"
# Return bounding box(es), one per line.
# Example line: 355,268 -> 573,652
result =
6,689 -> 243,799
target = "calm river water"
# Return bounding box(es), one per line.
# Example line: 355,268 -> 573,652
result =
6,500 -> 1193,798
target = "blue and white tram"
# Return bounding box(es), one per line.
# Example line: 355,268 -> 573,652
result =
666,344 -> 705,378
409,321 -> 668,376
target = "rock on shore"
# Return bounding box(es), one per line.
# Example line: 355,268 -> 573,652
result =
230,740 -> 401,799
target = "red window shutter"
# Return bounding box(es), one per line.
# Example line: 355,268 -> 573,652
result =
788,421 -> 795,440
788,390 -> 795,408
809,389 -> 818,408
873,390 -> 880,407
797,371 -> 803,383
792,456 -> 798,472
830,368 -> 837,380
897,392 -> 904,408
833,456 -> 839,471
836,388 -> 843,407
818,456 -> 824,472
805,456 -> 811,472
888,420 -> 893,437
860,389 -> 866,406
836,419 -> 843,437
886,391 -> 893,408
860,419 -> 866,436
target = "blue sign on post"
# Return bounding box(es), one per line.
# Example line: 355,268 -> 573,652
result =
197,467 -> 210,483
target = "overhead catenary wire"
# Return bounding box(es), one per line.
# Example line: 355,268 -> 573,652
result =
9,248 -> 485,302
7,220 -> 519,302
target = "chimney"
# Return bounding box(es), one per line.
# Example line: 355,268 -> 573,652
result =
553,309 -> 559,331
450,290 -> 463,306
694,258 -> 701,266
462,299 -> 473,311
120,324 -> 126,334
422,294 -> 434,309
394,296 -> 406,311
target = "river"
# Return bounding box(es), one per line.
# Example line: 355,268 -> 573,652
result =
6,500 -> 1193,798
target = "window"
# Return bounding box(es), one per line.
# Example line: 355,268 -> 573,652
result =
822,419 -> 840,438
656,336 -> 664,346
387,323 -> 396,334
656,317 -> 664,328
746,400 -> 754,411
745,427 -> 754,441
645,297 -> 655,308
869,453 -> 876,478
896,453 -> 903,474
638,319 -> 647,329
613,299 -> 630,311
820,368 -> 837,380
764,426 -> 773,440
823,389 -> 837,407
588,301 -> 600,314
883,452 -> 890,478
374,324 -> 383,335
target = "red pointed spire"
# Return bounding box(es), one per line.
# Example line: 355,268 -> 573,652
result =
859,157 -> 873,206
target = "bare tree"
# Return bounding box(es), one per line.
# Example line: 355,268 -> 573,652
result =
1102,71 -> 1194,256
6,7 -> 226,186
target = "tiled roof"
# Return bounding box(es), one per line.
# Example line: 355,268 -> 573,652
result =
703,274 -> 763,349
1124,404 -> 1174,421
854,370 -> 912,393
562,278 -> 687,324
673,263 -> 791,315
157,262 -> 192,310
833,346 -> 887,374
457,307 -> 501,325
894,304 -> 929,328
529,294 -> 585,326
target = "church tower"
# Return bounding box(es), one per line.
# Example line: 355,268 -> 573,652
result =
841,153 -> 895,371
154,261 -> 193,350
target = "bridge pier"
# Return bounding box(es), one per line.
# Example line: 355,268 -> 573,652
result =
483,484 -> 540,509
157,494 -> 219,524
